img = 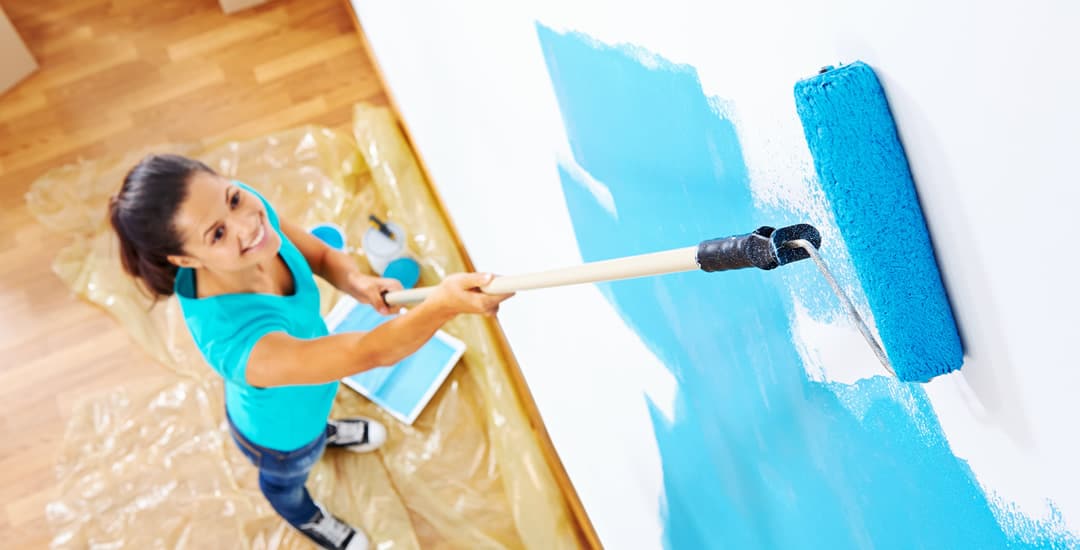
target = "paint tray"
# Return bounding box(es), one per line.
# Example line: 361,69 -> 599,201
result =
324,295 -> 466,425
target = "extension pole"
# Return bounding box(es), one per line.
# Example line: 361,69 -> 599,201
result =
382,224 -> 820,307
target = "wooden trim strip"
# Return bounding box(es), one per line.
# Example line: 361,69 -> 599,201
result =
339,2 -> 602,548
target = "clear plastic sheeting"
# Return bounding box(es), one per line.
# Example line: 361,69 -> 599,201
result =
27,105 -> 581,549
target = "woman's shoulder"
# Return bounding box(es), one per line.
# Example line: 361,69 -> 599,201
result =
179,290 -> 292,344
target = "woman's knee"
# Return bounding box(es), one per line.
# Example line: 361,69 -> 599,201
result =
258,473 -> 315,519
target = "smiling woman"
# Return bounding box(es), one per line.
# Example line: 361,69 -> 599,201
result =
105,153 -> 515,550
170,173 -> 290,298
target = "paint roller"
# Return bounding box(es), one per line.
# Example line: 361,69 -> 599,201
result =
383,61 -> 963,384
793,61 -> 963,382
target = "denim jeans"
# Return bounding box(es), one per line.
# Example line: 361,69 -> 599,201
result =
226,412 -> 328,529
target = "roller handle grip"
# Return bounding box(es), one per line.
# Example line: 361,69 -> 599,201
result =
697,227 -> 780,272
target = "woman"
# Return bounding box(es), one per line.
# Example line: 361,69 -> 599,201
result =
108,154 -> 513,550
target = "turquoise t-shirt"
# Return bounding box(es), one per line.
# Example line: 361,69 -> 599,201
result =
175,182 -> 338,451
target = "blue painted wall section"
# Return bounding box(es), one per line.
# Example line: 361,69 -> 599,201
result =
535,24 -> 1077,550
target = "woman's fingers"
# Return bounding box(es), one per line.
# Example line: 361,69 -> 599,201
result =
478,291 -> 514,316
432,272 -> 516,315
458,272 -> 495,290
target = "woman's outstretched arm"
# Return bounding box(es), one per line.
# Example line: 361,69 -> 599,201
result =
245,272 -> 512,387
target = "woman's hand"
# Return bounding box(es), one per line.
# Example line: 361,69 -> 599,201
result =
429,273 -> 515,316
344,272 -> 404,315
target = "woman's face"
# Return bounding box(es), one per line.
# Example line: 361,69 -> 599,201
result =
169,171 -> 281,273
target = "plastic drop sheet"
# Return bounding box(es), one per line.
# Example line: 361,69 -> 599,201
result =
27,104 -> 580,550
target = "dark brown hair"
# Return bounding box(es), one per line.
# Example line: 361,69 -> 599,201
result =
108,154 -> 214,298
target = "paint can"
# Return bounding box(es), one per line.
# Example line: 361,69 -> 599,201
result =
363,220 -> 421,289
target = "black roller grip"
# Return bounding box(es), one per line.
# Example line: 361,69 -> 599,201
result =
772,223 -> 821,265
697,227 -> 781,272
696,224 -> 822,272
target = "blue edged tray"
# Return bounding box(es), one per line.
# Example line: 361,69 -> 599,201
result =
324,296 -> 466,425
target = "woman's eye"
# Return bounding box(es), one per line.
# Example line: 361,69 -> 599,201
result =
230,192 -> 240,208
213,226 -> 225,242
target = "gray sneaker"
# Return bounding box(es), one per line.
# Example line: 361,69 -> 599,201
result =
298,502 -> 369,550
326,417 -> 387,453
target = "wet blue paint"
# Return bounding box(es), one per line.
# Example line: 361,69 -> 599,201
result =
536,25 -> 1078,550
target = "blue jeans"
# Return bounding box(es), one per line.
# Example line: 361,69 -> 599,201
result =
226,412 -> 327,529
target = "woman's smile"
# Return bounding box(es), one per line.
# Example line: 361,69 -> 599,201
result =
242,217 -> 268,254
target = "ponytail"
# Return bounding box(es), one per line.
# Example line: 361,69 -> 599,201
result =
107,154 -> 213,299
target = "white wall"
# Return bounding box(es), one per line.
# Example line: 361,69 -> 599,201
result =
352,1 -> 1080,547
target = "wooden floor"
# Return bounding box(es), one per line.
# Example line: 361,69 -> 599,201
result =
0,1 -> 386,547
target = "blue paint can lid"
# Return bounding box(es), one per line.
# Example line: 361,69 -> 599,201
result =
383,257 -> 421,289
310,223 -> 346,251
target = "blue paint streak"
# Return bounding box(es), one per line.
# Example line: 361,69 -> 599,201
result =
536,25 -> 1078,550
